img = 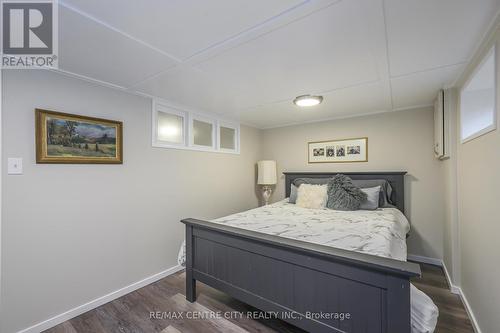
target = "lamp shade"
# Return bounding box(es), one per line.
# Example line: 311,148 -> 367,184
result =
257,160 -> 277,185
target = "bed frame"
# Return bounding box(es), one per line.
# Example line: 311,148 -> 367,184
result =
181,171 -> 420,333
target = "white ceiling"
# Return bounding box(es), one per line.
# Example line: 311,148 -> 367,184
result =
58,0 -> 500,128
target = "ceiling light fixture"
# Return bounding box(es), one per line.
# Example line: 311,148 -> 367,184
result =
293,95 -> 323,107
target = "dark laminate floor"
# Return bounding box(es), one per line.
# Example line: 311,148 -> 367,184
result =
44,263 -> 473,333
410,263 -> 474,333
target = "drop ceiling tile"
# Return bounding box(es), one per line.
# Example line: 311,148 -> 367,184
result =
233,82 -> 389,128
59,6 -> 177,88
193,0 -> 381,110
60,0 -> 306,60
385,0 -> 499,76
391,64 -> 465,109
134,66 -> 237,115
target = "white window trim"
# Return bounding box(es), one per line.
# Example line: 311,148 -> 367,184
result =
461,123 -> 497,143
189,113 -> 216,151
460,45 -> 497,144
151,99 -> 240,154
217,121 -> 240,154
152,100 -> 188,149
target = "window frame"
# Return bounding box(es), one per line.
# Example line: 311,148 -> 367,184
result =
151,99 -> 240,154
152,101 -> 188,149
460,45 -> 497,144
217,121 -> 240,154
189,114 -> 216,151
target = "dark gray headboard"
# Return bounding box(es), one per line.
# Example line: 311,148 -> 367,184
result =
284,172 -> 407,214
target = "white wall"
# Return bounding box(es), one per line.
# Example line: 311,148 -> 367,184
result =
261,107 -> 445,259
0,70 -> 262,333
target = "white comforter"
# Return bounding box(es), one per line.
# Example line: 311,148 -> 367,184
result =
178,200 -> 438,333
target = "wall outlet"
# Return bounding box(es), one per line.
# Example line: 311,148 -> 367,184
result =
7,158 -> 23,175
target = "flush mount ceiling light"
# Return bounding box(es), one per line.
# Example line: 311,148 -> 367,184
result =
293,95 -> 323,107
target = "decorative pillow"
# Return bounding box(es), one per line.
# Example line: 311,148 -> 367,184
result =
289,184 -> 298,203
326,175 -> 367,211
296,184 -> 328,209
359,186 -> 381,210
352,179 -> 393,208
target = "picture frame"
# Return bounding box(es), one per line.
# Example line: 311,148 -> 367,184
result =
35,109 -> 123,164
308,137 -> 368,163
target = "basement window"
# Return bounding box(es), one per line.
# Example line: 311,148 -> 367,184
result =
153,104 -> 186,147
152,99 -> 240,154
460,46 -> 497,143
218,123 -> 238,152
191,116 -> 215,149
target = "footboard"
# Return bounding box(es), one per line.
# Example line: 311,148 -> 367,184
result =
182,218 -> 420,333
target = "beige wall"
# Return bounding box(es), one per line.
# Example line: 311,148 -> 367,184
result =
0,70 -> 262,333
450,23 -> 500,333
261,108 -> 445,259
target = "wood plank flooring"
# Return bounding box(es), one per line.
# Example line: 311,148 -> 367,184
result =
410,264 -> 474,333
44,263 -> 473,333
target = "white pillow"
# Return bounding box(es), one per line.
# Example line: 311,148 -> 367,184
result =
296,184 -> 327,209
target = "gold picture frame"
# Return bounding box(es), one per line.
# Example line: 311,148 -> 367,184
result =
308,137 -> 368,163
35,109 -> 123,164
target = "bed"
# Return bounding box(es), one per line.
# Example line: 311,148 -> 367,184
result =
180,172 -> 424,333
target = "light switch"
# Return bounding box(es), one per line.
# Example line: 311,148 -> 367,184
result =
8,158 -> 23,175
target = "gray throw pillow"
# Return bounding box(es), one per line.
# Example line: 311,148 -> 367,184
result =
326,175 -> 367,211
359,186 -> 381,210
351,179 -> 393,208
289,184 -> 298,203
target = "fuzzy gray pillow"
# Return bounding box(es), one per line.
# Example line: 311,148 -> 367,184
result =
327,174 -> 367,211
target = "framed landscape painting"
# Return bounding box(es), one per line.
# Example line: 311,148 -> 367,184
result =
35,109 -> 123,164
308,137 -> 368,163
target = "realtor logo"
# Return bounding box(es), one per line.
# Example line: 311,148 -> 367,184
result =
1,0 -> 58,68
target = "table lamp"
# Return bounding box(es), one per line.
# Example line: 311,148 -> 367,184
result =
257,160 -> 277,205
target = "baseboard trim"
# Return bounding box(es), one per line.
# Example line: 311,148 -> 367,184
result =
408,255 -> 463,295
453,286 -> 482,333
17,264 -> 184,333
407,254 -> 443,266
441,262 -> 460,294
415,259 -> 482,333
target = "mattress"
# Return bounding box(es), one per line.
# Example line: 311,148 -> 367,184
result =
210,199 -> 409,261
178,200 -> 438,333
